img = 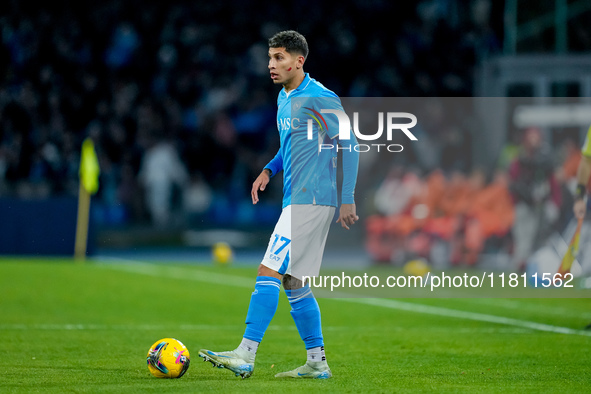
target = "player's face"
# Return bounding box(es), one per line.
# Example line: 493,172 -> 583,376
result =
268,47 -> 302,85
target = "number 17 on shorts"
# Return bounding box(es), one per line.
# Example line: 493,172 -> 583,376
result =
262,232 -> 292,275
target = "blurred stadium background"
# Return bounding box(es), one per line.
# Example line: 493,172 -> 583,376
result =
1,0 -> 590,270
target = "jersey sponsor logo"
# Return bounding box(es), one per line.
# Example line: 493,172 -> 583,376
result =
278,117 -> 306,131
278,118 -> 291,131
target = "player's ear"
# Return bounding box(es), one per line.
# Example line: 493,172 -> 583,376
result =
297,55 -> 305,69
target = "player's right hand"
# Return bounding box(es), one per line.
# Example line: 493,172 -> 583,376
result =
251,170 -> 271,204
336,203 -> 359,230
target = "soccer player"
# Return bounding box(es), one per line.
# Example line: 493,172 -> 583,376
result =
199,30 -> 359,379
573,126 -> 591,220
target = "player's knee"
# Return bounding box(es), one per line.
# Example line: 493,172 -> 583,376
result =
257,264 -> 282,279
282,274 -> 303,290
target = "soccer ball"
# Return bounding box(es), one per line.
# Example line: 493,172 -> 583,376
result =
212,242 -> 233,264
403,258 -> 431,277
147,338 -> 190,378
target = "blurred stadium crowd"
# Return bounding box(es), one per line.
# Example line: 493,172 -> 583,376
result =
366,126 -> 586,269
0,0 -> 502,227
2,0 -> 587,267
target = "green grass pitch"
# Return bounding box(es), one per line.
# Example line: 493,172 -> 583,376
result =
1,257 -> 590,393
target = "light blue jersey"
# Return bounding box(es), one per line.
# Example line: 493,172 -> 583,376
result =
264,73 -> 359,208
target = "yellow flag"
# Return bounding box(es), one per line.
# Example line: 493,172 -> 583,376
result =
79,137 -> 100,194
557,218 -> 583,276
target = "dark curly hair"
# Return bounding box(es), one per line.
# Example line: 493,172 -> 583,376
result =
268,30 -> 309,59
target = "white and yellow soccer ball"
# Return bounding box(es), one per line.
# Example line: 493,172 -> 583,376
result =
147,338 -> 190,378
212,242 -> 233,264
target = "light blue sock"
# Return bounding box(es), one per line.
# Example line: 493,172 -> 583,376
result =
285,284 -> 324,349
243,276 -> 281,342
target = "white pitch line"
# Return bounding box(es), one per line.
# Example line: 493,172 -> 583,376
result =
342,298 -> 591,337
96,257 -> 253,288
459,298 -> 591,319
96,259 -> 591,338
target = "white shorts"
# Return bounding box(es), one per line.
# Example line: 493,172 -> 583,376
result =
261,204 -> 336,280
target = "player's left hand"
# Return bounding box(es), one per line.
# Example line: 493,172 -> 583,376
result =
336,203 -> 359,230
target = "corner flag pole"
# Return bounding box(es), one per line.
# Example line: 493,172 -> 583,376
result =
557,218 -> 583,276
74,138 -> 100,261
